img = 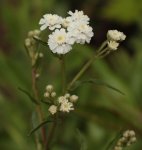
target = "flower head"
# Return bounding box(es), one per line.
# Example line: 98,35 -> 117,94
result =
68,21 -> 94,44
107,30 -> 126,41
59,99 -> 74,113
48,105 -> 57,115
58,96 -> 67,103
48,28 -> 74,54
107,41 -> 119,50
68,10 -> 90,23
39,14 -> 62,31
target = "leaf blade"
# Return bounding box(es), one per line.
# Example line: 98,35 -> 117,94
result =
18,87 -> 39,105
70,78 -> 125,95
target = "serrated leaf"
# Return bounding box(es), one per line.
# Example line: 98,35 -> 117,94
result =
28,120 -> 53,136
18,87 -> 39,105
70,79 -> 125,95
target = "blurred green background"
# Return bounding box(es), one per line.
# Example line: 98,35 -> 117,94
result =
0,0 -> 142,149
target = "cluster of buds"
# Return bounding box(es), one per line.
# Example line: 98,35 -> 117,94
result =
107,30 -> 126,51
44,84 -> 78,115
114,130 -> 136,150
44,84 -> 56,99
25,29 -> 43,66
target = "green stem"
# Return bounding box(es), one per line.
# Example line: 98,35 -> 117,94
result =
67,42 -> 108,91
45,115 -> 57,150
32,68 -> 46,149
60,55 -> 66,94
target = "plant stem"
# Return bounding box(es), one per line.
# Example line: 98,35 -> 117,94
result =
32,68 -> 46,148
60,55 -> 66,94
67,42 -> 108,91
45,116 -> 57,150
45,55 -> 66,149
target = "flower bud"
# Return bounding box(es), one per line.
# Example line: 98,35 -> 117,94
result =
46,85 -> 54,92
51,92 -> 56,98
44,92 -> 50,98
70,95 -> 78,102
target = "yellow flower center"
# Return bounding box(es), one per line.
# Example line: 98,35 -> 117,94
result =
56,35 -> 65,44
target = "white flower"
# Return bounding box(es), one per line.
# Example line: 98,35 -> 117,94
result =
107,41 -> 119,50
48,105 -> 57,115
68,10 -> 90,23
39,14 -> 62,31
107,30 -> 126,41
59,99 -> 74,113
48,28 -> 74,54
68,21 -> 94,44
58,96 -> 67,103
62,17 -> 72,28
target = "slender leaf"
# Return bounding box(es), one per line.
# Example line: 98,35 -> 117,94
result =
70,79 -> 125,95
76,129 -> 88,150
18,87 -> 39,105
33,37 -> 48,47
28,120 -> 53,136
105,130 -> 123,150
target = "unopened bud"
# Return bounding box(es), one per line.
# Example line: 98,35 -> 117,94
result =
70,95 -> 78,102
25,38 -> 31,47
46,85 -> 54,92
51,92 -> 56,98
44,92 -> 50,98
28,31 -> 34,37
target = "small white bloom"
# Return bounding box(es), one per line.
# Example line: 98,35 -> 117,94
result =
68,21 -> 94,44
70,95 -> 78,103
62,17 -> 72,28
107,41 -> 119,50
48,28 -> 74,54
58,96 -> 67,103
48,105 -> 57,115
68,10 -> 90,23
39,14 -> 62,31
107,30 -> 126,41
59,99 -> 74,113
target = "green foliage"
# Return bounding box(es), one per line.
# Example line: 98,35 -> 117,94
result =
0,0 -> 142,150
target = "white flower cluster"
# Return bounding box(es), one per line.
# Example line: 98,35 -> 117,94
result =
114,130 -> 136,150
107,30 -> 126,51
39,10 -> 94,54
44,85 -> 78,115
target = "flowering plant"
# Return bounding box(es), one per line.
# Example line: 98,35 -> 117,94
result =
23,10 -> 136,150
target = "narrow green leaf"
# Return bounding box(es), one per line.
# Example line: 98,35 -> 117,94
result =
41,99 -> 51,105
70,79 -> 125,95
33,37 -> 48,47
76,129 -> 88,150
18,87 -> 39,105
28,120 -> 53,136
105,130 -> 123,150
